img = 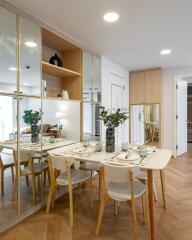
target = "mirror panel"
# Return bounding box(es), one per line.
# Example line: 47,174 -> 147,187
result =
83,52 -> 92,101
0,95 -> 18,225
0,6 -> 17,94
130,104 -> 160,147
83,102 -> 101,141
19,97 -> 43,212
19,17 -> 41,96
92,56 -> 101,103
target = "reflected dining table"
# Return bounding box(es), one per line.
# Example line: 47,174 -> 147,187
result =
48,142 -> 172,240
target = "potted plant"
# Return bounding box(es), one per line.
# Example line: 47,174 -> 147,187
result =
100,106 -> 128,152
23,109 -> 43,143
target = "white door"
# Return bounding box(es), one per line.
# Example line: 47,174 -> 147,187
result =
130,105 -> 145,145
176,79 -> 187,156
111,83 -> 123,146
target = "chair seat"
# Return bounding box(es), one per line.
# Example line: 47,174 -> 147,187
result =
56,169 -> 91,186
135,170 -> 147,180
22,162 -> 48,175
108,180 -> 145,201
80,162 -> 100,171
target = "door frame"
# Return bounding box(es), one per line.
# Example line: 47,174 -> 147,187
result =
174,74 -> 192,157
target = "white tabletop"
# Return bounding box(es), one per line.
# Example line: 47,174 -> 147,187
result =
48,143 -> 172,170
2,138 -> 77,152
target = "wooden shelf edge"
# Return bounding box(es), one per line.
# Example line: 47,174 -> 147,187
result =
42,61 -> 81,78
43,96 -> 81,102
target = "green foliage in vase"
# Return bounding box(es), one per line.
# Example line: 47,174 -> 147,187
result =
99,106 -> 128,130
23,109 -> 43,127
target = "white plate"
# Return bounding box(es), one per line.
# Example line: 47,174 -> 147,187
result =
72,147 -> 94,155
117,152 -> 140,161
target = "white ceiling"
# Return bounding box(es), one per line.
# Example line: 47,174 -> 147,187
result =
7,0 -> 192,70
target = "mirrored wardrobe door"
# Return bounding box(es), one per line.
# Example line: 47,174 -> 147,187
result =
0,95 -> 19,227
19,17 -> 41,96
83,51 -> 92,101
19,96 -> 43,213
0,6 -> 17,94
92,56 -> 101,103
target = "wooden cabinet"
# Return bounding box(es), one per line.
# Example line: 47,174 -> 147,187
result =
129,68 -> 161,104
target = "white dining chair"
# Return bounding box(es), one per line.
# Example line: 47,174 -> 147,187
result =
46,153 -> 91,227
95,161 -> 146,239
12,149 -> 49,205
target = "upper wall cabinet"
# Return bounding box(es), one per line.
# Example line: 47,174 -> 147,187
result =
129,68 -> 161,104
83,51 -> 101,103
0,6 -> 17,94
19,17 -> 41,96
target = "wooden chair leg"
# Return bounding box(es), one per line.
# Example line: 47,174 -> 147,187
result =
153,178 -> 158,202
11,166 -> 14,182
160,170 -> 166,208
43,171 -> 46,186
68,184 -> 73,228
0,168 -> 4,196
51,186 -> 57,209
25,175 -> 29,186
114,200 -> 118,216
31,175 -> 36,205
12,175 -> 18,201
95,195 -> 106,235
46,184 -> 54,213
141,195 -> 147,224
130,198 -> 138,240
37,174 -> 41,190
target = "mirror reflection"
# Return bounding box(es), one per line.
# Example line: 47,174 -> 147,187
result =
0,96 -> 18,224
130,104 -> 160,147
83,102 -> 101,141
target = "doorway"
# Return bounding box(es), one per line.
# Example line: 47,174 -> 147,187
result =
175,75 -> 192,156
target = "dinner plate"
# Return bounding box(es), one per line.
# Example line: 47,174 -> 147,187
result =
117,152 -> 140,161
72,147 -> 94,155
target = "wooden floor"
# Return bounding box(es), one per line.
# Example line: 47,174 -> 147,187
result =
1,147 -> 192,240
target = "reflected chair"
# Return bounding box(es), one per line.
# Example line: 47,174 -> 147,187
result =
12,149 -> 49,205
0,145 -> 15,196
46,153 -> 91,227
95,162 -> 146,239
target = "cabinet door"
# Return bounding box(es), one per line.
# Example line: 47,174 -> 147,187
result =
92,56 -> 101,103
0,6 -> 17,94
144,69 -> 161,103
129,71 -> 145,104
19,17 -> 41,96
83,51 -> 92,101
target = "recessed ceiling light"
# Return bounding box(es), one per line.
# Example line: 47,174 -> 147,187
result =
103,12 -> 119,23
24,41 -> 37,48
160,49 -> 171,55
8,67 -> 17,71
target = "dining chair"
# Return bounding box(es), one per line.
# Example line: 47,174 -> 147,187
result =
0,145 -> 15,197
12,149 -> 49,205
95,162 -> 146,239
46,153 -> 91,227
135,169 -> 166,208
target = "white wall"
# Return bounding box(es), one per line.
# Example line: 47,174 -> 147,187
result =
101,56 -> 129,143
162,66 -> 192,155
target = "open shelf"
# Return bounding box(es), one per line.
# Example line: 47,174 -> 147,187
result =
42,61 -> 81,78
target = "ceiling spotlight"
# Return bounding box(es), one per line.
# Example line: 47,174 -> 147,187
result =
103,12 -> 119,23
8,67 -> 17,71
160,49 -> 171,55
24,41 -> 37,48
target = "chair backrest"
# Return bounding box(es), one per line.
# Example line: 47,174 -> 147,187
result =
101,161 -> 139,184
48,153 -> 75,173
13,149 -> 34,164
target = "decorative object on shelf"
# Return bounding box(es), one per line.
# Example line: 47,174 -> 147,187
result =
42,80 -> 47,97
49,53 -> 63,67
23,109 -> 43,143
100,106 -> 128,152
62,90 -> 69,100
57,94 -> 62,98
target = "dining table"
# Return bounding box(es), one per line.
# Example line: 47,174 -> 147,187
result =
48,142 -> 172,240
